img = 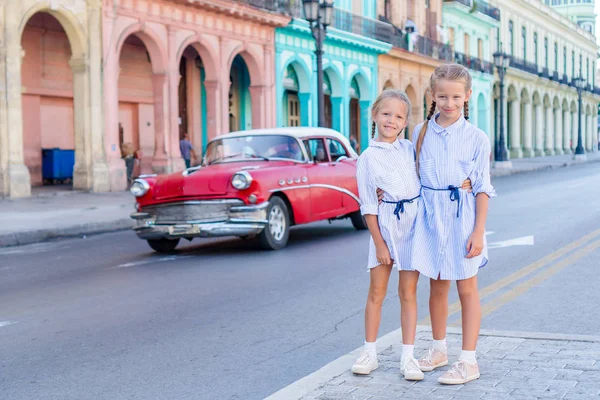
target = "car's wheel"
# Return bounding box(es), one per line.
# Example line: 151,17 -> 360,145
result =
258,197 -> 290,250
350,211 -> 368,230
147,238 -> 180,253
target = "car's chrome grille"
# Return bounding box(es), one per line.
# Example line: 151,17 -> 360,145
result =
144,200 -> 244,224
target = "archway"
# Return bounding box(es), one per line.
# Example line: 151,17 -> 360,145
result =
228,55 -> 251,132
282,60 -> 310,128
348,72 -> 371,150
477,93 -> 488,138
117,34 -> 156,179
405,84 -> 418,140
21,12 -> 79,188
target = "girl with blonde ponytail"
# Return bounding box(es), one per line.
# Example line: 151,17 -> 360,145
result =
410,64 -> 496,385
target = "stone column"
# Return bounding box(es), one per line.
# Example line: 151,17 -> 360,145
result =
203,80 -> 221,141
3,42 -> 31,197
535,104 -> 545,156
510,99 -> 522,159
587,113 -> 594,151
263,45 -> 276,128
554,105 -> 563,155
331,97 -> 343,133
69,57 -> 93,190
166,27 -> 185,173
571,109 -> 578,153
545,106 -> 555,156
299,92 -> 311,127
151,73 -> 170,173
522,102 -> 534,157
249,85 -> 267,128
88,0 -> 110,192
563,109 -> 571,154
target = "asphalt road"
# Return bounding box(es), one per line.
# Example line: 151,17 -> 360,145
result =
1,162 -> 599,400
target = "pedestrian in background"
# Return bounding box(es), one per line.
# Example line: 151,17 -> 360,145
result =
352,89 -> 424,381
180,133 -> 197,169
412,64 -> 495,385
121,142 -> 137,187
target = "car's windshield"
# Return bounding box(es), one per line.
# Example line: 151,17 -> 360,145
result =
204,135 -> 305,165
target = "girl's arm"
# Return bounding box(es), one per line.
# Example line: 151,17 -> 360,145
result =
357,157 -> 392,266
466,136 -> 496,259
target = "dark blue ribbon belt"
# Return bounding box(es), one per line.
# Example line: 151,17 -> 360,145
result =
382,195 -> 420,220
422,185 -> 461,218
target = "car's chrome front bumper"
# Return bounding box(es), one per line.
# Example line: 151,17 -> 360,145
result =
131,200 -> 268,240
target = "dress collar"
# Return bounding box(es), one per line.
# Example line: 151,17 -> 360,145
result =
429,113 -> 466,135
369,138 -> 404,150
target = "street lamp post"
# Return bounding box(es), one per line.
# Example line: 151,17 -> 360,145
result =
493,50 -> 512,168
302,0 -> 333,128
573,76 -> 587,161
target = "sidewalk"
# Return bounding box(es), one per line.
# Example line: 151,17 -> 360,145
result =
0,187 -> 133,247
268,326 -> 600,400
490,151 -> 600,177
1,151 -> 599,248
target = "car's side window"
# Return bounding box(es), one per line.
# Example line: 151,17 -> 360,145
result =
303,139 -> 329,163
327,139 -> 349,161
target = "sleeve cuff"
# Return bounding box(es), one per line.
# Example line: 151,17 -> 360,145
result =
473,185 -> 497,198
360,204 -> 379,215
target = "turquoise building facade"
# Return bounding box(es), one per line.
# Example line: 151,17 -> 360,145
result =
275,2 -> 391,151
442,0 -> 500,140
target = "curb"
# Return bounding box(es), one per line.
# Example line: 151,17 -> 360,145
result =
490,156 -> 600,177
265,325 -> 600,400
0,219 -> 133,248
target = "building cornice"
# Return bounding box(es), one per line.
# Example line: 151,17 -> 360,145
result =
489,0 -> 597,45
167,0 -> 291,27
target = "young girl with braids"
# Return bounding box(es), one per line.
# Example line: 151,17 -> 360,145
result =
411,64 -> 496,384
352,89 -> 425,381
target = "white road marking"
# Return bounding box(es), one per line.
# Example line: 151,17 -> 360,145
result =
485,231 -> 495,236
0,321 -> 17,328
108,255 -> 192,269
489,235 -> 534,249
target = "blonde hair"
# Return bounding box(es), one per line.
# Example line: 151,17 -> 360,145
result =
415,64 -> 472,173
370,89 -> 412,139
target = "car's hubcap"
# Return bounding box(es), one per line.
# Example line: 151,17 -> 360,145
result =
268,205 -> 286,241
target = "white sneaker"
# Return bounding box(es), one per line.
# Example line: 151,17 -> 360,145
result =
351,350 -> 378,375
401,356 -> 425,381
438,360 -> 480,385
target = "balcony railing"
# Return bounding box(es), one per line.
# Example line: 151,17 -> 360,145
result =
332,8 -> 394,43
510,56 -> 540,75
454,52 -> 493,74
538,67 -> 549,79
235,0 -> 294,13
443,0 -> 500,22
414,36 -> 454,62
289,3 -> 394,43
551,71 -> 559,81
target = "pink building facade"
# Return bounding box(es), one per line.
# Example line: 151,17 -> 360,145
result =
0,0 -> 290,197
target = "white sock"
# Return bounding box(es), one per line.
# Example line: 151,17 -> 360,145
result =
433,338 -> 447,353
459,350 -> 477,364
401,344 -> 414,361
364,341 -> 377,358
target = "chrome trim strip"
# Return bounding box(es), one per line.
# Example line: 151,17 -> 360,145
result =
138,174 -> 157,178
143,199 -> 244,208
269,184 -> 360,203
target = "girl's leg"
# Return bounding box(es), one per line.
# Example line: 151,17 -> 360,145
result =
365,264 -> 394,341
398,271 -> 420,346
429,278 -> 452,341
456,275 -> 481,352
398,270 -> 424,381
418,277 -> 452,372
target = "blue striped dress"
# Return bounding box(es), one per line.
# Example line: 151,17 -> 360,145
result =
356,139 -> 422,271
411,114 -> 496,280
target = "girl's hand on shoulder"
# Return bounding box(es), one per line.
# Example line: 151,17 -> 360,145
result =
462,178 -> 472,193
375,243 -> 392,266
466,230 -> 484,259
376,188 -> 384,204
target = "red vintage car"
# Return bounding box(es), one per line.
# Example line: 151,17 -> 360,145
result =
129,127 -> 367,252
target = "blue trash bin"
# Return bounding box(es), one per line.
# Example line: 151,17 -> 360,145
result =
42,148 -> 75,184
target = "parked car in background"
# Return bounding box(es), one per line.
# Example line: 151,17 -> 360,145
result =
129,127 -> 367,252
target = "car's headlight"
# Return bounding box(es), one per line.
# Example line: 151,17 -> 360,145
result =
231,171 -> 252,190
130,179 -> 150,197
